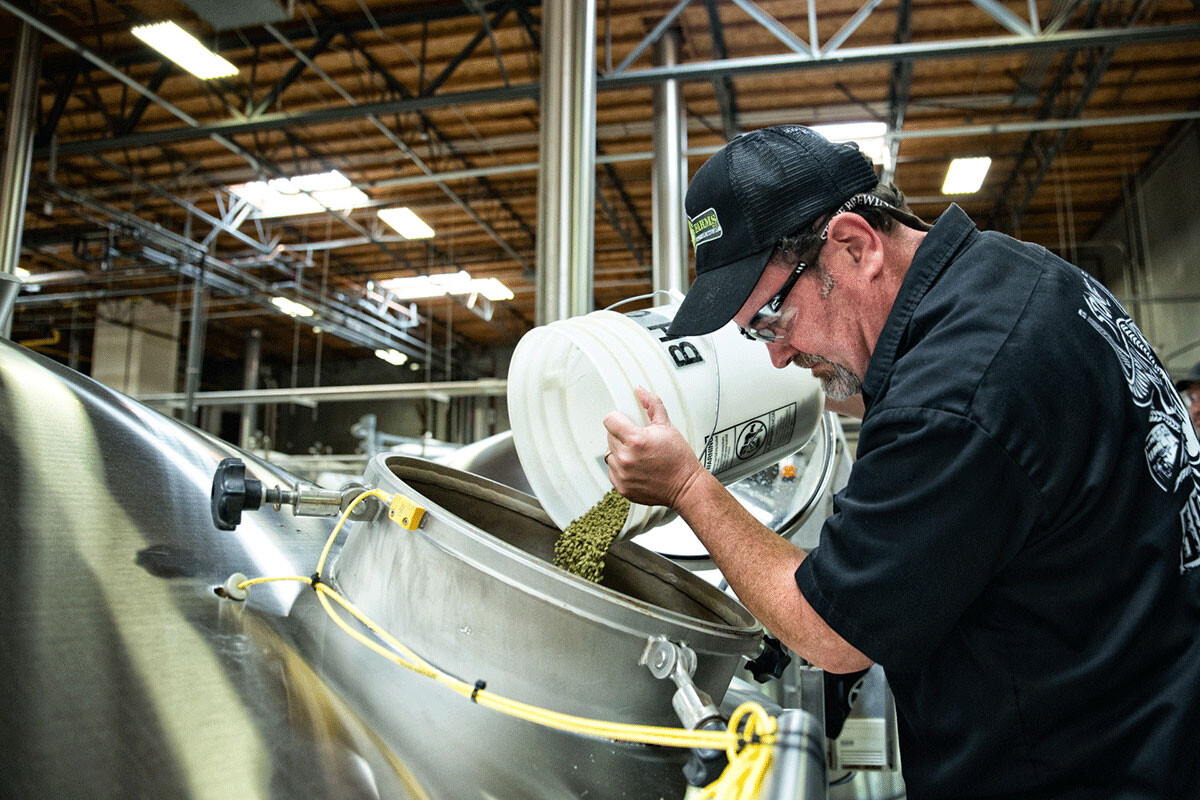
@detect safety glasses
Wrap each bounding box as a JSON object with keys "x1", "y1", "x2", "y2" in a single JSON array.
[
  {"x1": 737, "y1": 194, "x2": 929, "y2": 343},
  {"x1": 739, "y1": 229, "x2": 828, "y2": 342},
  {"x1": 738, "y1": 261, "x2": 809, "y2": 342}
]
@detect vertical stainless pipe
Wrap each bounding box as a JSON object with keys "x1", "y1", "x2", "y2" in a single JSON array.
[
  {"x1": 239, "y1": 328, "x2": 262, "y2": 448},
  {"x1": 759, "y1": 709, "x2": 827, "y2": 799},
  {"x1": 183, "y1": 270, "x2": 207, "y2": 426},
  {"x1": 0, "y1": 271, "x2": 20, "y2": 339},
  {"x1": 0, "y1": 21, "x2": 40, "y2": 338},
  {"x1": 651, "y1": 27, "x2": 690, "y2": 296},
  {"x1": 535, "y1": 0, "x2": 597, "y2": 325}
]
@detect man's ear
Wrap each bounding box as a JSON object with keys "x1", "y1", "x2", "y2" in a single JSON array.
[{"x1": 825, "y1": 213, "x2": 884, "y2": 278}]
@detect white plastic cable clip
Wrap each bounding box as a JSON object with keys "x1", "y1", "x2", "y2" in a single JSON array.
[{"x1": 222, "y1": 572, "x2": 249, "y2": 601}]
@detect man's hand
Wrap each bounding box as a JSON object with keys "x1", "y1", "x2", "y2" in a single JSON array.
[
  {"x1": 603, "y1": 387, "x2": 705, "y2": 509},
  {"x1": 605, "y1": 392, "x2": 872, "y2": 674}
]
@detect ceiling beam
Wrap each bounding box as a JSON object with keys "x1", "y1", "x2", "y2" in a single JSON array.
[
  {"x1": 115, "y1": 60, "x2": 173, "y2": 136},
  {"x1": 421, "y1": 2, "x2": 514, "y2": 97},
  {"x1": 36, "y1": 22, "x2": 1200, "y2": 157},
  {"x1": 703, "y1": 0, "x2": 740, "y2": 140},
  {"x1": 251, "y1": 27, "x2": 337, "y2": 117},
  {"x1": 18, "y1": 1, "x2": 534, "y2": 79},
  {"x1": 34, "y1": 63, "x2": 80, "y2": 146}
]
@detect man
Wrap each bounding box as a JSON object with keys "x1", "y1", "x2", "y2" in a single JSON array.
[
  {"x1": 1175, "y1": 361, "x2": 1200, "y2": 435},
  {"x1": 603, "y1": 125, "x2": 1200, "y2": 799}
]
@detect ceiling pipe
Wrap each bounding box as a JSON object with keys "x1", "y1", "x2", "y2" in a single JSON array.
[
  {"x1": 37, "y1": 180, "x2": 437, "y2": 362},
  {"x1": 135, "y1": 378, "x2": 508, "y2": 409}
]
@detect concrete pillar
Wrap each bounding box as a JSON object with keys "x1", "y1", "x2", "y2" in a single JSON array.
[{"x1": 535, "y1": 0, "x2": 597, "y2": 325}]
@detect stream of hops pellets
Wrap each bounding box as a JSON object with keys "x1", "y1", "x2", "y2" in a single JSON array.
[{"x1": 553, "y1": 489, "x2": 631, "y2": 582}]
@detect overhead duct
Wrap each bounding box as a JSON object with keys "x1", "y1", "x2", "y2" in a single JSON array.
[{"x1": 178, "y1": 0, "x2": 291, "y2": 30}]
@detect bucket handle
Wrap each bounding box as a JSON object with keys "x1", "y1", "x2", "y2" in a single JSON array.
[{"x1": 603, "y1": 289, "x2": 685, "y2": 313}]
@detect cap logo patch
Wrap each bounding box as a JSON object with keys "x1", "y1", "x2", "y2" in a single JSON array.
[{"x1": 688, "y1": 207, "x2": 723, "y2": 250}]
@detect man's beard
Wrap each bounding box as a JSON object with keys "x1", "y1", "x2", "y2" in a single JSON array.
[
  {"x1": 793, "y1": 258, "x2": 861, "y2": 400},
  {"x1": 793, "y1": 353, "x2": 861, "y2": 401}
]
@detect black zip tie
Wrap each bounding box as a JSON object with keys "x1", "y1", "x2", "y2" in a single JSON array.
[
  {"x1": 471, "y1": 679, "x2": 487, "y2": 702},
  {"x1": 310, "y1": 572, "x2": 323, "y2": 590}
]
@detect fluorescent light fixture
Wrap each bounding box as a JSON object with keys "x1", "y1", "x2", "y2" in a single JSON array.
[
  {"x1": 942, "y1": 157, "x2": 992, "y2": 195},
  {"x1": 230, "y1": 170, "x2": 368, "y2": 218},
  {"x1": 379, "y1": 270, "x2": 514, "y2": 302},
  {"x1": 130, "y1": 21, "x2": 238, "y2": 80},
  {"x1": 811, "y1": 121, "x2": 888, "y2": 165},
  {"x1": 378, "y1": 207, "x2": 435, "y2": 239},
  {"x1": 15, "y1": 267, "x2": 31, "y2": 280},
  {"x1": 271, "y1": 296, "x2": 314, "y2": 317},
  {"x1": 374, "y1": 348, "x2": 408, "y2": 366}
]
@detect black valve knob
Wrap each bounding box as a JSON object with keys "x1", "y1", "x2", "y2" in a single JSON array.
[
  {"x1": 211, "y1": 457, "x2": 263, "y2": 531},
  {"x1": 744, "y1": 634, "x2": 792, "y2": 683},
  {"x1": 682, "y1": 718, "x2": 729, "y2": 787}
]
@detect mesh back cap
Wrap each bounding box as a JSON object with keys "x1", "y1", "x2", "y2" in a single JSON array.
[
  {"x1": 1176, "y1": 361, "x2": 1200, "y2": 391},
  {"x1": 669, "y1": 125, "x2": 879, "y2": 337}
]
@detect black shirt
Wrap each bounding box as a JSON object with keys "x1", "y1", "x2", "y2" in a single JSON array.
[{"x1": 794, "y1": 205, "x2": 1200, "y2": 799}]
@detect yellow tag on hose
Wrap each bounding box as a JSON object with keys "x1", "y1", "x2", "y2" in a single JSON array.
[{"x1": 388, "y1": 495, "x2": 426, "y2": 530}]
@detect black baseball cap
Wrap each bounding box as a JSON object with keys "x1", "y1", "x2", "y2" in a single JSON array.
[
  {"x1": 1175, "y1": 362, "x2": 1200, "y2": 391},
  {"x1": 668, "y1": 125, "x2": 880, "y2": 337}
]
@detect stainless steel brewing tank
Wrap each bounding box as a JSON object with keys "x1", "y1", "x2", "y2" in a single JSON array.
[
  {"x1": 0, "y1": 339, "x2": 720, "y2": 798},
  {"x1": 332, "y1": 456, "x2": 763, "y2": 725}
]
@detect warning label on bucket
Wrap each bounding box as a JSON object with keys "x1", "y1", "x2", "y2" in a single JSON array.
[{"x1": 701, "y1": 404, "x2": 797, "y2": 476}]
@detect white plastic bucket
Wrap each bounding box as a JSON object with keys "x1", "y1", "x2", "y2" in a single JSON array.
[{"x1": 507, "y1": 300, "x2": 824, "y2": 540}]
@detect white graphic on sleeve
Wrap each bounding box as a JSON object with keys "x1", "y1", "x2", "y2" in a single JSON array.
[{"x1": 1078, "y1": 272, "x2": 1200, "y2": 572}]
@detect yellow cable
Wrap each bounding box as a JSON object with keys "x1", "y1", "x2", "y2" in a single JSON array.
[
  {"x1": 239, "y1": 575, "x2": 313, "y2": 588},
  {"x1": 315, "y1": 488, "x2": 391, "y2": 575},
  {"x1": 695, "y1": 703, "x2": 778, "y2": 800},
  {"x1": 233, "y1": 489, "x2": 780, "y2": 798}
]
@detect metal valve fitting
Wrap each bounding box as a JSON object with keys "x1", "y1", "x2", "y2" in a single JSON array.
[
  {"x1": 211, "y1": 457, "x2": 383, "y2": 531},
  {"x1": 639, "y1": 635, "x2": 722, "y2": 732}
]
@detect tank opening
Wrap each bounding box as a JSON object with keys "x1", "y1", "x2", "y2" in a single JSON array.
[{"x1": 385, "y1": 458, "x2": 757, "y2": 631}]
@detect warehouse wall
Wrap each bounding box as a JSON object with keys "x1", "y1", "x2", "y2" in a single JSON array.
[
  {"x1": 1088, "y1": 122, "x2": 1200, "y2": 379},
  {"x1": 91, "y1": 299, "x2": 179, "y2": 395}
]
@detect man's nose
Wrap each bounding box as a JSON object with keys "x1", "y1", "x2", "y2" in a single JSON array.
[{"x1": 766, "y1": 341, "x2": 794, "y2": 369}]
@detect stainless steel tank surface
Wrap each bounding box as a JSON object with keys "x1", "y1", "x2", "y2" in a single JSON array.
[
  {"x1": 0, "y1": 338, "x2": 758, "y2": 799},
  {"x1": 336, "y1": 456, "x2": 763, "y2": 725}
]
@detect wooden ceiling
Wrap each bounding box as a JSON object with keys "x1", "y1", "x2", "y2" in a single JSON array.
[{"x1": 3, "y1": 0, "x2": 1199, "y2": 369}]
